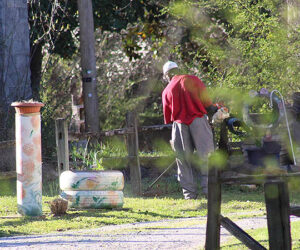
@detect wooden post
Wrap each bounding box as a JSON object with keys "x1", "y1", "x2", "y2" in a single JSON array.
[
  {"x1": 55, "y1": 118, "x2": 69, "y2": 177},
  {"x1": 77, "y1": 0, "x2": 100, "y2": 133},
  {"x1": 205, "y1": 165, "x2": 221, "y2": 250},
  {"x1": 219, "y1": 120, "x2": 229, "y2": 152},
  {"x1": 220, "y1": 216, "x2": 266, "y2": 250},
  {"x1": 264, "y1": 181, "x2": 291, "y2": 250},
  {"x1": 126, "y1": 111, "x2": 141, "y2": 196}
]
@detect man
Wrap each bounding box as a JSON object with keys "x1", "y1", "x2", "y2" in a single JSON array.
[{"x1": 162, "y1": 61, "x2": 217, "y2": 199}]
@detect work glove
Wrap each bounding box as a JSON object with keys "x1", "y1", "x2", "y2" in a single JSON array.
[{"x1": 212, "y1": 107, "x2": 230, "y2": 124}]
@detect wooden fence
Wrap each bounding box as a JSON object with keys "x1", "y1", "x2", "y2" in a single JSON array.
[
  {"x1": 55, "y1": 112, "x2": 172, "y2": 196},
  {"x1": 205, "y1": 112, "x2": 300, "y2": 249}
]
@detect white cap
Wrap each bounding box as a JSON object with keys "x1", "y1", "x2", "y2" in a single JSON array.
[{"x1": 163, "y1": 61, "x2": 178, "y2": 75}]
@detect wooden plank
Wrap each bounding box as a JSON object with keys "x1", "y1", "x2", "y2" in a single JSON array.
[
  {"x1": 140, "y1": 124, "x2": 172, "y2": 131},
  {"x1": 220, "y1": 215, "x2": 266, "y2": 250},
  {"x1": 126, "y1": 112, "x2": 141, "y2": 196},
  {"x1": 220, "y1": 172, "x2": 300, "y2": 184},
  {"x1": 0, "y1": 140, "x2": 15, "y2": 149},
  {"x1": 0, "y1": 171, "x2": 16, "y2": 180},
  {"x1": 264, "y1": 181, "x2": 291, "y2": 250},
  {"x1": 205, "y1": 166, "x2": 221, "y2": 250},
  {"x1": 68, "y1": 124, "x2": 172, "y2": 140},
  {"x1": 55, "y1": 118, "x2": 69, "y2": 177}
]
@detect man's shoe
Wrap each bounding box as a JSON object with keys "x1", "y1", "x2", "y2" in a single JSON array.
[{"x1": 184, "y1": 193, "x2": 198, "y2": 200}]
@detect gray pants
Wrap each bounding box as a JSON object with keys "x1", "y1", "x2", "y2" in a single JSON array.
[{"x1": 171, "y1": 117, "x2": 214, "y2": 199}]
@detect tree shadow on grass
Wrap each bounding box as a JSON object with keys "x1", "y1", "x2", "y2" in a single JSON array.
[
  {"x1": 0, "y1": 230, "x2": 26, "y2": 237},
  {"x1": 0, "y1": 206, "x2": 187, "y2": 236},
  {"x1": 64, "y1": 207, "x2": 188, "y2": 221}
]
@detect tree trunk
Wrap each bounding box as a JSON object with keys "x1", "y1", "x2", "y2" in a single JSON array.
[
  {"x1": 0, "y1": 0, "x2": 32, "y2": 140},
  {"x1": 30, "y1": 43, "x2": 43, "y2": 101}
]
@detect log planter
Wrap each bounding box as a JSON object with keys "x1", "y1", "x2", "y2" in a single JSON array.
[{"x1": 60, "y1": 170, "x2": 124, "y2": 209}]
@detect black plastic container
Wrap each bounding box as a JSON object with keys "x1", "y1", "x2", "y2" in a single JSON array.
[{"x1": 245, "y1": 141, "x2": 281, "y2": 167}]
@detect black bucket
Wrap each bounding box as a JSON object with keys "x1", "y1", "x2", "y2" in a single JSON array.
[
  {"x1": 246, "y1": 148, "x2": 280, "y2": 167},
  {"x1": 245, "y1": 141, "x2": 281, "y2": 167}
]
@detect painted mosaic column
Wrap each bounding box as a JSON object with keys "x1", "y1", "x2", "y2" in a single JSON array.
[{"x1": 11, "y1": 102, "x2": 44, "y2": 216}]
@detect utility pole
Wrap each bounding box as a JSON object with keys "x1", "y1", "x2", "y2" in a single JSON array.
[{"x1": 77, "y1": 0, "x2": 100, "y2": 133}]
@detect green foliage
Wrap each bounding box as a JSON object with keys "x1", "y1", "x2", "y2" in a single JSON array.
[
  {"x1": 36, "y1": 0, "x2": 300, "y2": 159},
  {"x1": 43, "y1": 180, "x2": 60, "y2": 197},
  {"x1": 93, "y1": 0, "x2": 162, "y2": 32},
  {"x1": 165, "y1": 0, "x2": 299, "y2": 95},
  {"x1": 70, "y1": 145, "x2": 103, "y2": 170},
  {"x1": 31, "y1": 0, "x2": 167, "y2": 133},
  {"x1": 28, "y1": 0, "x2": 78, "y2": 57},
  {"x1": 69, "y1": 138, "x2": 175, "y2": 171},
  {"x1": 95, "y1": 30, "x2": 165, "y2": 130},
  {"x1": 29, "y1": 0, "x2": 164, "y2": 59},
  {"x1": 39, "y1": 55, "x2": 74, "y2": 158},
  {"x1": 70, "y1": 139, "x2": 128, "y2": 170},
  {"x1": 106, "y1": 0, "x2": 300, "y2": 134},
  {"x1": 209, "y1": 150, "x2": 228, "y2": 170}
]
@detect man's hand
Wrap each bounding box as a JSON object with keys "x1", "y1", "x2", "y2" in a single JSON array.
[{"x1": 212, "y1": 107, "x2": 230, "y2": 123}]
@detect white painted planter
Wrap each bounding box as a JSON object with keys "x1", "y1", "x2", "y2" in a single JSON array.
[
  {"x1": 59, "y1": 170, "x2": 124, "y2": 191},
  {"x1": 60, "y1": 190, "x2": 124, "y2": 208},
  {"x1": 59, "y1": 170, "x2": 125, "y2": 209}
]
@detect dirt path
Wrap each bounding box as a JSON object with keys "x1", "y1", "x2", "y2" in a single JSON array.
[{"x1": 1, "y1": 215, "x2": 300, "y2": 249}]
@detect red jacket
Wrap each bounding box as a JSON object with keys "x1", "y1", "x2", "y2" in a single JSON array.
[{"x1": 162, "y1": 75, "x2": 212, "y2": 125}]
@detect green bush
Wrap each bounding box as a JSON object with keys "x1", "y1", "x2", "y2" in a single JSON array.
[
  {"x1": 40, "y1": 55, "x2": 75, "y2": 159},
  {"x1": 166, "y1": 0, "x2": 299, "y2": 96}
]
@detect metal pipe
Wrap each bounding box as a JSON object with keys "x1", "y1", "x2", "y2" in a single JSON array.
[
  {"x1": 143, "y1": 160, "x2": 176, "y2": 193},
  {"x1": 270, "y1": 90, "x2": 296, "y2": 165}
]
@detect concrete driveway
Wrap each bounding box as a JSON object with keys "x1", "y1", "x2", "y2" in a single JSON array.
[{"x1": 1, "y1": 215, "x2": 300, "y2": 249}]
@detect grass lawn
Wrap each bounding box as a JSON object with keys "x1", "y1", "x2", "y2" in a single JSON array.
[{"x1": 1, "y1": 175, "x2": 300, "y2": 249}]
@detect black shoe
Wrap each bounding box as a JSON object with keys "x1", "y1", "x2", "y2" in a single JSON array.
[{"x1": 184, "y1": 194, "x2": 198, "y2": 200}]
